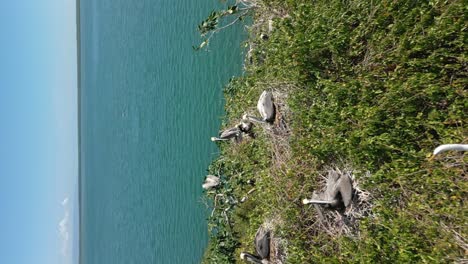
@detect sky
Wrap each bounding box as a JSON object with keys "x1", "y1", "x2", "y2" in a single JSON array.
[{"x1": 0, "y1": 1, "x2": 78, "y2": 264}]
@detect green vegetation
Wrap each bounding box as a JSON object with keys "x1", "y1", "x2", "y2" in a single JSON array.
[
  {"x1": 195, "y1": 2, "x2": 254, "y2": 50},
  {"x1": 200, "y1": 0, "x2": 467, "y2": 263}
]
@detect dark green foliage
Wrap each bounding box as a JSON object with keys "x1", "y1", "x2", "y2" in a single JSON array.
[
  {"x1": 198, "y1": 11, "x2": 220, "y2": 36},
  {"x1": 195, "y1": 1, "x2": 252, "y2": 50},
  {"x1": 202, "y1": 0, "x2": 467, "y2": 263}
]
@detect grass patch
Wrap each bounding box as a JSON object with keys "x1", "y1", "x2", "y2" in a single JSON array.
[{"x1": 201, "y1": 0, "x2": 467, "y2": 263}]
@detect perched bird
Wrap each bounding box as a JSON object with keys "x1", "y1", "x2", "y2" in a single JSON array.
[
  {"x1": 302, "y1": 173, "x2": 353, "y2": 209},
  {"x1": 243, "y1": 91, "x2": 276, "y2": 124},
  {"x1": 202, "y1": 175, "x2": 220, "y2": 190},
  {"x1": 211, "y1": 120, "x2": 254, "y2": 142},
  {"x1": 211, "y1": 127, "x2": 241, "y2": 142},
  {"x1": 429, "y1": 144, "x2": 468, "y2": 160},
  {"x1": 240, "y1": 226, "x2": 271, "y2": 263}
]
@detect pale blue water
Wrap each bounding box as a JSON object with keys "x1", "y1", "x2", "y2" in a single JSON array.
[{"x1": 79, "y1": 1, "x2": 246, "y2": 263}]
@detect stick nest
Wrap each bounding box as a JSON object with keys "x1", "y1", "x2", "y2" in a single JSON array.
[{"x1": 304, "y1": 165, "x2": 374, "y2": 238}]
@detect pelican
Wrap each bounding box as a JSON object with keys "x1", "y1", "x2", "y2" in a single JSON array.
[
  {"x1": 211, "y1": 127, "x2": 241, "y2": 142},
  {"x1": 302, "y1": 173, "x2": 353, "y2": 208},
  {"x1": 202, "y1": 175, "x2": 220, "y2": 190},
  {"x1": 211, "y1": 119, "x2": 254, "y2": 142},
  {"x1": 429, "y1": 144, "x2": 468, "y2": 160},
  {"x1": 243, "y1": 91, "x2": 276, "y2": 124},
  {"x1": 240, "y1": 226, "x2": 270, "y2": 263},
  {"x1": 239, "y1": 119, "x2": 254, "y2": 133}
]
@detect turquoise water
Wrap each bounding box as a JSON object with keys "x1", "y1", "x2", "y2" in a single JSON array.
[{"x1": 79, "y1": 1, "x2": 246, "y2": 263}]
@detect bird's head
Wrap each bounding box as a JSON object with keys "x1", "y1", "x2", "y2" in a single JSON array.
[
  {"x1": 210, "y1": 137, "x2": 217, "y2": 142},
  {"x1": 428, "y1": 146, "x2": 442, "y2": 161},
  {"x1": 240, "y1": 253, "x2": 246, "y2": 260}
]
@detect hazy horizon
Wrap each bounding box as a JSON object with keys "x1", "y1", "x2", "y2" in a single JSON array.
[{"x1": 0, "y1": 1, "x2": 79, "y2": 263}]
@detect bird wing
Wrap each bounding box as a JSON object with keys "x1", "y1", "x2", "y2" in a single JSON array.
[
  {"x1": 254, "y1": 227, "x2": 271, "y2": 259},
  {"x1": 257, "y1": 91, "x2": 275, "y2": 122},
  {"x1": 323, "y1": 172, "x2": 341, "y2": 200},
  {"x1": 206, "y1": 175, "x2": 219, "y2": 182},
  {"x1": 337, "y1": 175, "x2": 353, "y2": 207},
  {"x1": 220, "y1": 127, "x2": 240, "y2": 138}
]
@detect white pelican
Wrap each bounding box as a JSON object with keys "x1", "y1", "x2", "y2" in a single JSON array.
[
  {"x1": 202, "y1": 175, "x2": 220, "y2": 190},
  {"x1": 243, "y1": 91, "x2": 276, "y2": 124},
  {"x1": 429, "y1": 144, "x2": 468, "y2": 160},
  {"x1": 303, "y1": 173, "x2": 353, "y2": 208},
  {"x1": 240, "y1": 226, "x2": 270, "y2": 263}
]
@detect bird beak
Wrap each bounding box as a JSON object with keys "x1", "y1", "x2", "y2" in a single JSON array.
[{"x1": 428, "y1": 154, "x2": 435, "y2": 161}]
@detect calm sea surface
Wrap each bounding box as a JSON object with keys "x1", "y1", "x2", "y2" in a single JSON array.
[{"x1": 79, "y1": 1, "x2": 245, "y2": 263}]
